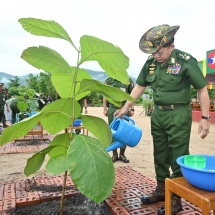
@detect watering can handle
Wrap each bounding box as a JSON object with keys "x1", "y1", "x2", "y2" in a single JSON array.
[
  {"x1": 123, "y1": 115, "x2": 135, "y2": 125},
  {"x1": 110, "y1": 115, "x2": 135, "y2": 128}
]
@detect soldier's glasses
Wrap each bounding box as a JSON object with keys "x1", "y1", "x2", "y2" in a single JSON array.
[{"x1": 152, "y1": 46, "x2": 170, "y2": 56}]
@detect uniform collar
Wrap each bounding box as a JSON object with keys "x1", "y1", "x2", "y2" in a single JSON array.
[{"x1": 167, "y1": 49, "x2": 177, "y2": 65}]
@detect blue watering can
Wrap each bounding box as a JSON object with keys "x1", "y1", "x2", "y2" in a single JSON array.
[{"x1": 106, "y1": 115, "x2": 142, "y2": 152}]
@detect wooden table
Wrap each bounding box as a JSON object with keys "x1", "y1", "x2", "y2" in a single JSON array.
[
  {"x1": 65, "y1": 125, "x2": 88, "y2": 135},
  {"x1": 24, "y1": 122, "x2": 43, "y2": 137},
  {"x1": 165, "y1": 177, "x2": 215, "y2": 215}
]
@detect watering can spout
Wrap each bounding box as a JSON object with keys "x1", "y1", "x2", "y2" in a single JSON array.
[{"x1": 106, "y1": 141, "x2": 124, "y2": 152}]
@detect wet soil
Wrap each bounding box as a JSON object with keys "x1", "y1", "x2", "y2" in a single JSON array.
[
  {"x1": 14, "y1": 139, "x2": 50, "y2": 146},
  {"x1": 14, "y1": 193, "x2": 112, "y2": 215},
  {"x1": 10, "y1": 178, "x2": 113, "y2": 215}
]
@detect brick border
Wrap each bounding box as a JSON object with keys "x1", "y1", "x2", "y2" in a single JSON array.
[{"x1": 0, "y1": 166, "x2": 203, "y2": 215}]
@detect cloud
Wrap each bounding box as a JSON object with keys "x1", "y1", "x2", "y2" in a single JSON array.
[{"x1": 1, "y1": 0, "x2": 215, "y2": 78}]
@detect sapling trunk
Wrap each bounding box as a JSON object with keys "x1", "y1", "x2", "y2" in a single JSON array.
[{"x1": 60, "y1": 171, "x2": 68, "y2": 215}]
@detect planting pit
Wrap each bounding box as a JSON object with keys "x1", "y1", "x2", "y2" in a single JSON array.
[
  {"x1": 0, "y1": 134, "x2": 55, "y2": 154},
  {"x1": 14, "y1": 193, "x2": 112, "y2": 215}
]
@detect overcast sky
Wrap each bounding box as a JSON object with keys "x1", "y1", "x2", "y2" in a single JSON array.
[{"x1": 1, "y1": 0, "x2": 214, "y2": 78}]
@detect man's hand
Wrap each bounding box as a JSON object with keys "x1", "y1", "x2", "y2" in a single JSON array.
[
  {"x1": 103, "y1": 108, "x2": 108, "y2": 117},
  {"x1": 198, "y1": 119, "x2": 210, "y2": 139},
  {"x1": 114, "y1": 106, "x2": 129, "y2": 118}
]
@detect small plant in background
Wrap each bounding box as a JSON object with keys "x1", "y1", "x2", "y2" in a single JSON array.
[
  {"x1": 0, "y1": 18, "x2": 134, "y2": 214},
  {"x1": 142, "y1": 99, "x2": 154, "y2": 116}
]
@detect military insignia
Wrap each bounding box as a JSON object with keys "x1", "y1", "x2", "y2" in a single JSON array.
[
  {"x1": 147, "y1": 41, "x2": 153, "y2": 47},
  {"x1": 157, "y1": 30, "x2": 162, "y2": 35},
  {"x1": 149, "y1": 70, "x2": 154, "y2": 75},
  {"x1": 166, "y1": 62, "x2": 181, "y2": 75},
  {"x1": 149, "y1": 61, "x2": 156, "y2": 75},
  {"x1": 185, "y1": 56, "x2": 190, "y2": 60},
  {"x1": 163, "y1": 36, "x2": 167, "y2": 43},
  {"x1": 171, "y1": 58, "x2": 175, "y2": 64}
]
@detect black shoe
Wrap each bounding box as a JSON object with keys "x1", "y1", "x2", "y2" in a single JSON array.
[
  {"x1": 141, "y1": 182, "x2": 165, "y2": 203},
  {"x1": 3, "y1": 124, "x2": 8, "y2": 128},
  {"x1": 157, "y1": 202, "x2": 182, "y2": 215},
  {"x1": 119, "y1": 148, "x2": 129, "y2": 163},
  {"x1": 119, "y1": 154, "x2": 129, "y2": 163},
  {"x1": 157, "y1": 194, "x2": 182, "y2": 215},
  {"x1": 112, "y1": 150, "x2": 118, "y2": 163},
  {"x1": 75, "y1": 129, "x2": 81, "y2": 134}
]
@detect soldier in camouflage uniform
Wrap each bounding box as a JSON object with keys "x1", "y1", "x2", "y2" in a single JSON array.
[
  {"x1": 114, "y1": 25, "x2": 210, "y2": 215},
  {"x1": 0, "y1": 83, "x2": 9, "y2": 128},
  {"x1": 103, "y1": 78, "x2": 135, "y2": 163}
]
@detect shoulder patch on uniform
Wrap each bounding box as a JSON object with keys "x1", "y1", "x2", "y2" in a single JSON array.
[
  {"x1": 147, "y1": 55, "x2": 154, "y2": 60},
  {"x1": 177, "y1": 52, "x2": 191, "y2": 61}
]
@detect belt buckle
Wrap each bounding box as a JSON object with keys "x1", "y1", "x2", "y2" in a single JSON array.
[
  {"x1": 170, "y1": 105, "x2": 174, "y2": 109},
  {"x1": 157, "y1": 105, "x2": 163, "y2": 110}
]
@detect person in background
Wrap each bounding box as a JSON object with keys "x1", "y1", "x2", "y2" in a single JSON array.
[
  {"x1": 10, "y1": 96, "x2": 19, "y2": 124},
  {"x1": 114, "y1": 24, "x2": 210, "y2": 214},
  {"x1": 46, "y1": 95, "x2": 53, "y2": 104},
  {"x1": 103, "y1": 78, "x2": 135, "y2": 163},
  {"x1": 0, "y1": 83, "x2": 9, "y2": 128},
  {"x1": 38, "y1": 93, "x2": 46, "y2": 110}
]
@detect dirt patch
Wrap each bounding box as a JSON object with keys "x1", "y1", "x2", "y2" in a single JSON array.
[
  {"x1": 14, "y1": 193, "x2": 112, "y2": 215},
  {"x1": 14, "y1": 139, "x2": 50, "y2": 146}
]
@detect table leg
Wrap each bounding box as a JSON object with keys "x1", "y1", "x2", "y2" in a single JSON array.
[{"x1": 165, "y1": 180, "x2": 172, "y2": 215}]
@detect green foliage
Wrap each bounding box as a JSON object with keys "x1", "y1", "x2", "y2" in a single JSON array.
[
  {"x1": 208, "y1": 89, "x2": 215, "y2": 98},
  {"x1": 0, "y1": 17, "x2": 134, "y2": 205},
  {"x1": 190, "y1": 86, "x2": 197, "y2": 98},
  {"x1": 142, "y1": 99, "x2": 154, "y2": 116},
  {"x1": 9, "y1": 86, "x2": 38, "y2": 116},
  {"x1": 26, "y1": 74, "x2": 40, "y2": 93},
  {"x1": 8, "y1": 76, "x2": 21, "y2": 88},
  {"x1": 26, "y1": 72, "x2": 59, "y2": 100}
]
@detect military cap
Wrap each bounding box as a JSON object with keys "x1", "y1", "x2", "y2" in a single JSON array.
[
  {"x1": 0, "y1": 83, "x2": 4, "y2": 86},
  {"x1": 139, "y1": 24, "x2": 180, "y2": 54}
]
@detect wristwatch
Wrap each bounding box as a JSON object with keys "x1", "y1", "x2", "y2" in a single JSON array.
[{"x1": 201, "y1": 115, "x2": 211, "y2": 121}]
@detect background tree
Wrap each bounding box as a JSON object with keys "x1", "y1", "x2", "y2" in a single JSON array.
[
  {"x1": 26, "y1": 73, "x2": 39, "y2": 92},
  {"x1": 8, "y1": 76, "x2": 21, "y2": 88},
  {"x1": 38, "y1": 72, "x2": 58, "y2": 100}
]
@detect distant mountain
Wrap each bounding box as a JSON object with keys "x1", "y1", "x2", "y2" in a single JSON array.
[
  {"x1": 85, "y1": 69, "x2": 137, "y2": 84},
  {"x1": 0, "y1": 70, "x2": 136, "y2": 87},
  {"x1": 0, "y1": 72, "x2": 27, "y2": 87}
]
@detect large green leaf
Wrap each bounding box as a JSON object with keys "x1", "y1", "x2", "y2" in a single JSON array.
[
  {"x1": 17, "y1": 101, "x2": 29, "y2": 112},
  {"x1": 77, "y1": 79, "x2": 134, "y2": 106},
  {"x1": 67, "y1": 135, "x2": 114, "y2": 203},
  {"x1": 46, "y1": 154, "x2": 68, "y2": 174},
  {"x1": 82, "y1": 115, "x2": 111, "y2": 148},
  {"x1": 40, "y1": 98, "x2": 81, "y2": 134},
  {"x1": 21, "y1": 46, "x2": 72, "y2": 76},
  {"x1": 24, "y1": 146, "x2": 56, "y2": 176},
  {"x1": 48, "y1": 133, "x2": 71, "y2": 157},
  {"x1": 80, "y1": 35, "x2": 129, "y2": 84},
  {"x1": 18, "y1": 18, "x2": 77, "y2": 50},
  {"x1": 0, "y1": 113, "x2": 42, "y2": 145},
  {"x1": 51, "y1": 67, "x2": 92, "y2": 98}
]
